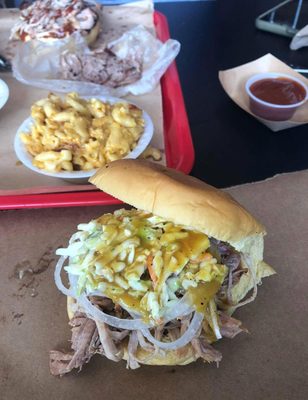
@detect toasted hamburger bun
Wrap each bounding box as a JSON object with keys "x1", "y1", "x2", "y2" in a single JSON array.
[
  {"x1": 90, "y1": 159, "x2": 265, "y2": 243},
  {"x1": 89, "y1": 160, "x2": 275, "y2": 307}
]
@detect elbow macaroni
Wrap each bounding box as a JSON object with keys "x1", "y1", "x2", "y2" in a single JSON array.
[{"x1": 20, "y1": 92, "x2": 145, "y2": 172}]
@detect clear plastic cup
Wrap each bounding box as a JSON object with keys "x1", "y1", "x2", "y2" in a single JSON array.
[{"x1": 245, "y1": 72, "x2": 308, "y2": 121}]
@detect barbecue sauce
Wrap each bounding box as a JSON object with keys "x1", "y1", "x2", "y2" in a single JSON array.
[{"x1": 250, "y1": 77, "x2": 306, "y2": 105}]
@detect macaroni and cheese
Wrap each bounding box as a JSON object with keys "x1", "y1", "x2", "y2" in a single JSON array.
[{"x1": 20, "y1": 93, "x2": 145, "y2": 173}]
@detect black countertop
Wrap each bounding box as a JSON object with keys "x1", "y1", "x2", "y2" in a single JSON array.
[{"x1": 156, "y1": 0, "x2": 308, "y2": 187}]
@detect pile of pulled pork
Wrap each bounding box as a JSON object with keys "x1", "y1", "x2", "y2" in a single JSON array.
[
  {"x1": 50, "y1": 239, "x2": 248, "y2": 376},
  {"x1": 60, "y1": 47, "x2": 142, "y2": 88}
]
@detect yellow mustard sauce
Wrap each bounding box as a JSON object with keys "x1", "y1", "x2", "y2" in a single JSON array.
[
  {"x1": 180, "y1": 232, "x2": 210, "y2": 259},
  {"x1": 84, "y1": 211, "x2": 226, "y2": 321},
  {"x1": 104, "y1": 288, "x2": 146, "y2": 317},
  {"x1": 159, "y1": 232, "x2": 209, "y2": 278},
  {"x1": 188, "y1": 281, "x2": 221, "y2": 313}
]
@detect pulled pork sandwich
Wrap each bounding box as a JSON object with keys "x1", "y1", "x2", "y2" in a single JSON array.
[
  {"x1": 10, "y1": 0, "x2": 101, "y2": 44},
  {"x1": 50, "y1": 160, "x2": 275, "y2": 375}
]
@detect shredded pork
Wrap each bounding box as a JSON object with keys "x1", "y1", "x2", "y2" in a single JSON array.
[
  {"x1": 126, "y1": 331, "x2": 140, "y2": 370},
  {"x1": 96, "y1": 321, "x2": 123, "y2": 362},
  {"x1": 61, "y1": 48, "x2": 142, "y2": 88},
  {"x1": 50, "y1": 238, "x2": 250, "y2": 376},
  {"x1": 210, "y1": 238, "x2": 248, "y2": 307},
  {"x1": 219, "y1": 312, "x2": 248, "y2": 338},
  {"x1": 136, "y1": 330, "x2": 154, "y2": 352},
  {"x1": 49, "y1": 308, "x2": 247, "y2": 376},
  {"x1": 191, "y1": 337, "x2": 222, "y2": 365},
  {"x1": 49, "y1": 312, "x2": 98, "y2": 376}
]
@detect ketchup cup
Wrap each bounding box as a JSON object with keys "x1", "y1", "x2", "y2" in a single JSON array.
[{"x1": 245, "y1": 72, "x2": 308, "y2": 121}]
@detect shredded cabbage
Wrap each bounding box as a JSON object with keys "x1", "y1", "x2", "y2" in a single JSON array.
[
  {"x1": 55, "y1": 209, "x2": 227, "y2": 323},
  {"x1": 208, "y1": 299, "x2": 222, "y2": 340}
]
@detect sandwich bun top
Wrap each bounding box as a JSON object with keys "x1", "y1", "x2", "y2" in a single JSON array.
[{"x1": 89, "y1": 159, "x2": 265, "y2": 243}]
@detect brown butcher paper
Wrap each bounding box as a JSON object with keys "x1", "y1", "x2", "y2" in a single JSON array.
[{"x1": 0, "y1": 170, "x2": 308, "y2": 399}]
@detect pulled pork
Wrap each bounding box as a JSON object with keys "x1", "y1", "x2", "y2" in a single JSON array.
[
  {"x1": 61, "y1": 47, "x2": 142, "y2": 88},
  {"x1": 49, "y1": 307, "x2": 247, "y2": 376},
  {"x1": 219, "y1": 312, "x2": 248, "y2": 338},
  {"x1": 210, "y1": 238, "x2": 248, "y2": 306},
  {"x1": 49, "y1": 312, "x2": 99, "y2": 376},
  {"x1": 126, "y1": 331, "x2": 140, "y2": 370},
  {"x1": 96, "y1": 321, "x2": 123, "y2": 362},
  {"x1": 191, "y1": 337, "x2": 222, "y2": 365}
]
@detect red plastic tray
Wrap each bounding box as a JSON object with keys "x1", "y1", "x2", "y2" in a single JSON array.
[{"x1": 0, "y1": 11, "x2": 194, "y2": 210}]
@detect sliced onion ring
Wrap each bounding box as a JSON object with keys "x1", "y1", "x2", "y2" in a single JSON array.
[
  {"x1": 86, "y1": 289, "x2": 194, "y2": 325},
  {"x1": 55, "y1": 257, "x2": 200, "y2": 340},
  {"x1": 79, "y1": 294, "x2": 153, "y2": 331},
  {"x1": 141, "y1": 312, "x2": 204, "y2": 351},
  {"x1": 54, "y1": 256, "x2": 75, "y2": 298},
  {"x1": 161, "y1": 293, "x2": 194, "y2": 323}
]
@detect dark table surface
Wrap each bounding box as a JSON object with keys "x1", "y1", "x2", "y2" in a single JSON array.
[{"x1": 156, "y1": 0, "x2": 308, "y2": 188}]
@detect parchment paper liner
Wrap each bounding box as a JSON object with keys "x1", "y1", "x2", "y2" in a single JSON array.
[{"x1": 219, "y1": 53, "x2": 308, "y2": 132}]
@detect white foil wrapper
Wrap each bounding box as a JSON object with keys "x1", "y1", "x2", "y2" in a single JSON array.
[{"x1": 12, "y1": 24, "x2": 180, "y2": 97}]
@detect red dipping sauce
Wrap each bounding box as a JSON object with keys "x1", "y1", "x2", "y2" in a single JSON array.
[
  {"x1": 250, "y1": 77, "x2": 306, "y2": 105},
  {"x1": 246, "y1": 73, "x2": 308, "y2": 121}
]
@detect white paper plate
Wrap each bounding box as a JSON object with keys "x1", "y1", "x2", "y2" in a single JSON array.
[
  {"x1": 14, "y1": 96, "x2": 154, "y2": 180},
  {"x1": 0, "y1": 79, "x2": 9, "y2": 110}
]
